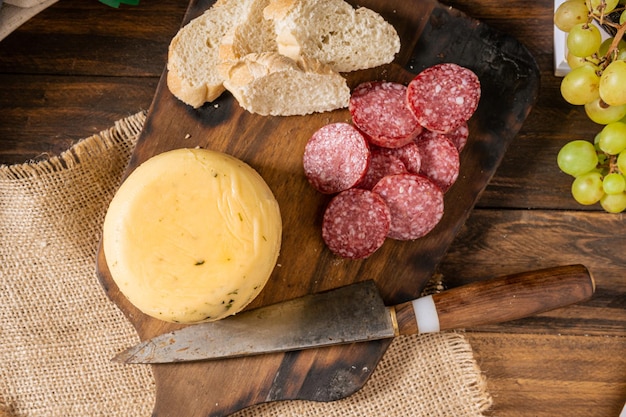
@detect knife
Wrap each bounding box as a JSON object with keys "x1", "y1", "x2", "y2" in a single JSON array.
[{"x1": 113, "y1": 264, "x2": 595, "y2": 364}]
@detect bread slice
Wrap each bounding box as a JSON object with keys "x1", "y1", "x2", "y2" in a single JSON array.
[
  {"x1": 263, "y1": 0, "x2": 401, "y2": 73},
  {"x1": 167, "y1": 0, "x2": 400, "y2": 113},
  {"x1": 222, "y1": 52, "x2": 350, "y2": 116},
  {"x1": 217, "y1": 0, "x2": 277, "y2": 81},
  {"x1": 219, "y1": 0, "x2": 277, "y2": 62},
  {"x1": 166, "y1": 0, "x2": 257, "y2": 108}
]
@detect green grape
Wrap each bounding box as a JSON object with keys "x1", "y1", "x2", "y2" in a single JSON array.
[
  {"x1": 621, "y1": 10, "x2": 626, "y2": 25},
  {"x1": 600, "y1": 192, "x2": 626, "y2": 212},
  {"x1": 560, "y1": 64, "x2": 600, "y2": 105},
  {"x1": 599, "y1": 60, "x2": 626, "y2": 106},
  {"x1": 566, "y1": 53, "x2": 599, "y2": 70},
  {"x1": 602, "y1": 172, "x2": 626, "y2": 194},
  {"x1": 555, "y1": 0, "x2": 590, "y2": 32},
  {"x1": 571, "y1": 171, "x2": 605, "y2": 204},
  {"x1": 597, "y1": 121, "x2": 626, "y2": 154},
  {"x1": 557, "y1": 140, "x2": 599, "y2": 176},
  {"x1": 567, "y1": 23, "x2": 602, "y2": 57},
  {"x1": 584, "y1": 98, "x2": 626, "y2": 124},
  {"x1": 618, "y1": 151, "x2": 626, "y2": 173},
  {"x1": 598, "y1": 37, "x2": 626, "y2": 59},
  {"x1": 586, "y1": 0, "x2": 619, "y2": 13}
]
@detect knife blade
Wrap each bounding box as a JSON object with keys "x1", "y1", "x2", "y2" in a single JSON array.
[{"x1": 113, "y1": 264, "x2": 595, "y2": 364}]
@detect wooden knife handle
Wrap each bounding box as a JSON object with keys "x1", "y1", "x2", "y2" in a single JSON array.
[{"x1": 393, "y1": 264, "x2": 595, "y2": 335}]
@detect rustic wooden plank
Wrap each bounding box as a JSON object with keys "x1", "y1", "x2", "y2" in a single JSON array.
[
  {"x1": 438, "y1": 209, "x2": 626, "y2": 337},
  {"x1": 0, "y1": 74, "x2": 158, "y2": 165},
  {"x1": 0, "y1": 0, "x2": 186, "y2": 76},
  {"x1": 0, "y1": 0, "x2": 184, "y2": 165},
  {"x1": 479, "y1": 136, "x2": 603, "y2": 211},
  {"x1": 467, "y1": 332, "x2": 626, "y2": 417}
]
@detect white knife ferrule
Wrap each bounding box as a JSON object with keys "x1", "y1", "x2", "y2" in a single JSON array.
[{"x1": 412, "y1": 295, "x2": 440, "y2": 333}]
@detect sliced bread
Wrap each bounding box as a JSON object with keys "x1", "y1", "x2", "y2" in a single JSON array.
[
  {"x1": 166, "y1": 0, "x2": 257, "y2": 108},
  {"x1": 222, "y1": 52, "x2": 350, "y2": 116},
  {"x1": 219, "y1": 0, "x2": 277, "y2": 61},
  {"x1": 168, "y1": 0, "x2": 400, "y2": 113},
  {"x1": 217, "y1": 0, "x2": 277, "y2": 81},
  {"x1": 263, "y1": 0, "x2": 401, "y2": 73}
]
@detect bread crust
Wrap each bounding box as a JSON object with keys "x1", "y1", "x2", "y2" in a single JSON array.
[
  {"x1": 166, "y1": 69, "x2": 225, "y2": 109},
  {"x1": 166, "y1": 0, "x2": 256, "y2": 108}
]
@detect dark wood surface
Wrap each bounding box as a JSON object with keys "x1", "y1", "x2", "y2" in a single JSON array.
[{"x1": 1, "y1": 1, "x2": 625, "y2": 416}]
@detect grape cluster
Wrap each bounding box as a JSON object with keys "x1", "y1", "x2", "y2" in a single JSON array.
[{"x1": 554, "y1": 0, "x2": 626, "y2": 213}]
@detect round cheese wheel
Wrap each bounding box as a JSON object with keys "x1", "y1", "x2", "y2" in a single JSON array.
[{"x1": 103, "y1": 148, "x2": 282, "y2": 323}]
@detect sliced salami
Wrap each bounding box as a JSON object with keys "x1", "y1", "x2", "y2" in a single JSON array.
[
  {"x1": 407, "y1": 63, "x2": 480, "y2": 133},
  {"x1": 357, "y1": 148, "x2": 408, "y2": 190},
  {"x1": 322, "y1": 188, "x2": 391, "y2": 259},
  {"x1": 303, "y1": 122, "x2": 370, "y2": 194},
  {"x1": 443, "y1": 121, "x2": 469, "y2": 151},
  {"x1": 349, "y1": 81, "x2": 423, "y2": 148},
  {"x1": 376, "y1": 141, "x2": 422, "y2": 174},
  {"x1": 372, "y1": 173, "x2": 444, "y2": 241},
  {"x1": 416, "y1": 132, "x2": 460, "y2": 193}
]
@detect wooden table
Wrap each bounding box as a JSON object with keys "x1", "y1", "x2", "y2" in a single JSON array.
[{"x1": 1, "y1": 0, "x2": 624, "y2": 416}]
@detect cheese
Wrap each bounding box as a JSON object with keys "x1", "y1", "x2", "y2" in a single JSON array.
[{"x1": 103, "y1": 148, "x2": 282, "y2": 323}]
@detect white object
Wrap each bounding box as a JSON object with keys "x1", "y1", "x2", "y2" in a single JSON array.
[
  {"x1": 412, "y1": 295, "x2": 441, "y2": 333},
  {"x1": 553, "y1": 0, "x2": 571, "y2": 76}
]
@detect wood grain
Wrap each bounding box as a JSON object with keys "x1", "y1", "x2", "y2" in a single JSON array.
[
  {"x1": 394, "y1": 265, "x2": 595, "y2": 335},
  {"x1": 1, "y1": 0, "x2": 625, "y2": 416},
  {"x1": 0, "y1": 75, "x2": 158, "y2": 162},
  {"x1": 467, "y1": 332, "x2": 626, "y2": 417},
  {"x1": 432, "y1": 265, "x2": 595, "y2": 330},
  {"x1": 438, "y1": 209, "x2": 626, "y2": 337}
]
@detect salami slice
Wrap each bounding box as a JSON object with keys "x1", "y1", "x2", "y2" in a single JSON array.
[
  {"x1": 349, "y1": 81, "x2": 423, "y2": 148},
  {"x1": 416, "y1": 132, "x2": 460, "y2": 193},
  {"x1": 303, "y1": 122, "x2": 370, "y2": 194},
  {"x1": 443, "y1": 122, "x2": 469, "y2": 151},
  {"x1": 407, "y1": 63, "x2": 480, "y2": 133},
  {"x1": 357, "y1": 148, "x2": 408, "y2": 190},
  {"x1": 376, "y1": 141, "x2": 422, "y2": 174},
  {"x1": 372, "y1": 173, "x2": 444, "y2": 241},
  {"x1": 322, "y1": 188, "x2": 391, "y2": 259}
]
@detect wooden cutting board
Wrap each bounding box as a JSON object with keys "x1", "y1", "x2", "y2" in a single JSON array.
[{"x1": 95, "y1": 0, "x2": 540, "y2": 415}]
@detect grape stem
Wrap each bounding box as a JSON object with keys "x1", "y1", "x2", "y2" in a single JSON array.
[
  {"x1": 589, "y1": 3, "x2": 626, "y2": 65},
  {"x1": 609, "y1": 154, "x2": 620, "y2": 175},
  {"x1": 605, "y1": 22, "x2": 626, "y2": 62}
]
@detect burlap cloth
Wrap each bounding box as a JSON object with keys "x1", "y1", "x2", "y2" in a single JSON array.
[{"x1": 0, "y1": 111, "x2": 493, "y2": 417}]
